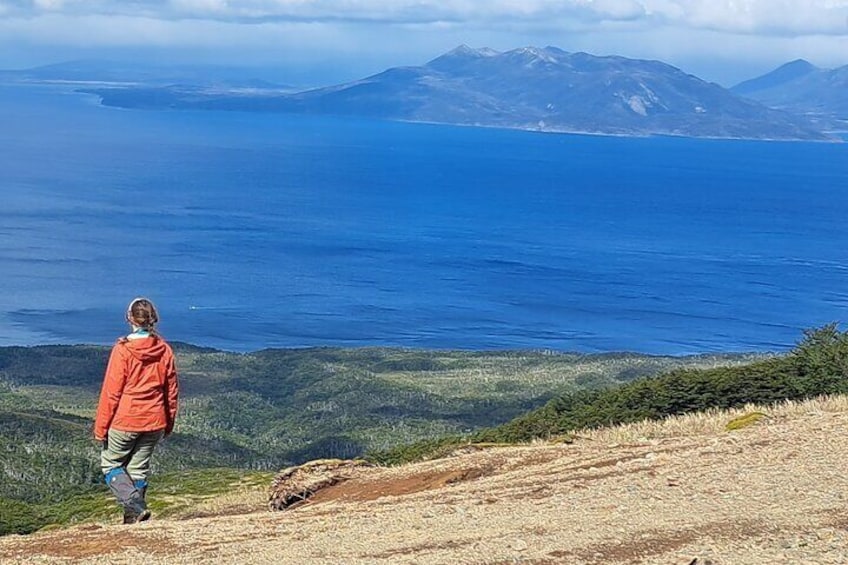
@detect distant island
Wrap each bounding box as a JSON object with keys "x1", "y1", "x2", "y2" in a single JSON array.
[
  {"x1": 4, "y1": 46, "x2": 843, "y2": 141},
  {"x1": 731, "y1": 58, "x2": 848, "y2": 131}
]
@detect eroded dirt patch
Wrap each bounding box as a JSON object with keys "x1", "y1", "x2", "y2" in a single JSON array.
[
  {"x1": 0, "y1": 528, "x2": 179, "y2": 560},
  {"x1": 307, "y1": 465, "x2": 494, "y2": 505},
  {"x1": 268, "y1": 459, "x2": 374, "y2": 510}
]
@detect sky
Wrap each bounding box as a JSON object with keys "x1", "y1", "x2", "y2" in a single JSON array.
[{"x1": 1, "y1": 1, "x2": 847, "y2": 87}]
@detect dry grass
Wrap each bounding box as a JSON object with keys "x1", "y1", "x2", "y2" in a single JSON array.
[
  {"x1": 5, "y1": 394, "x2": 848, "y2": 564},
  {"x1": 159, "y1": 483, "x2": 270, "y2": 521},
  {"x1": 581, "y1": 394, "x2": 848, "y2": 444}
]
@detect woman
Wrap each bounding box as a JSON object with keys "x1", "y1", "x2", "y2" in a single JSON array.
[{"x1": 94, "y1": 297, "x2": 179, "y2": 524}]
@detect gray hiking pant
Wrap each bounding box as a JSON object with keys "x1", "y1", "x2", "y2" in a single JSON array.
[{"x1": 100, "y1": 429, "x2": 164, "y2": 482}]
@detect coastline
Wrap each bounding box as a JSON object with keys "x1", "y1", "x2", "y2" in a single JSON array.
[
  {"x1": 2, "y1": 79, "x2": 831, "y2": 143},
  {"x1": 0, "y1": 341, "x2": 777, "y2": 362}
]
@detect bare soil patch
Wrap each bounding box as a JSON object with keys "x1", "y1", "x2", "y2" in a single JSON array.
[
  {"x1": 4, "y1": 527, "x2": 179, "y2": 560},
  {"x1": 307, "y1": 465, "x2": 494, "y2": 504}
]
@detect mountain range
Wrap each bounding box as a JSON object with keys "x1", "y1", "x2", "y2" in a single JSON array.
[
  {"x1": 4, "y1": 46, "x2": 846, "y2": 140},
  {"x1": 732, "y1": 58, "x2": 848, "y2": 129}
]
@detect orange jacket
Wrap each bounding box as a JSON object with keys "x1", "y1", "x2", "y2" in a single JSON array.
[{"x1": 94, "y1": 336, "x2": 179, "y2": 440}]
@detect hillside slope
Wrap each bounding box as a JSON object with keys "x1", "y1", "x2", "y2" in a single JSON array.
[
  {"x1": 4, "y1": 396, "x2": 848, "y2": 564},
  {"x1": 2, "y1": 344, "x2": 757, "y2": 535},
  {"x1": 0, "y1": 345, "x2": 752, "y2": 472}
]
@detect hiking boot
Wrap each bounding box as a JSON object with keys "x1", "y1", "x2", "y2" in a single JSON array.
[
  {"x1": 123, "y1": 482, "x2": 150, "y2": 524},
  {"x1": 122, "y1": 500, "x2": 150, "y2": 523},
  {"x1": 123, "y1": 504, "x2": 150, "y2": 524},
  {"x1": 123, "y1": 504, "x2": 151, "y2": 524},
  {"x1": 105, "y1": 468, "x2": 150, "y2": 524}
]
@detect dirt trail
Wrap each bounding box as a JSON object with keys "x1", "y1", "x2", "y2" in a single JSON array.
[{"x1": 4, "y1": 405, "x2": 848, "y2": 564}]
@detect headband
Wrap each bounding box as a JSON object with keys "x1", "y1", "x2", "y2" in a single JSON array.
[{"x1": 127, "y1": 297, "x2": 148, "y2": 318}]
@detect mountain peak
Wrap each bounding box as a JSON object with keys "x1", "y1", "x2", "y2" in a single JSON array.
[
  {"x1": 544, "y1": 46, "x2": 570, "y2": 56},
  {"x1": 440, "y1": 44, "x2": 498, "y2": 59},
  {"x1": 505, "y1": 46, "x2": 561, "y2": 65},
  {"x1": 454, "y1": 43, "x2": 498, "y2": 57},
  {"x1": 781, "y1": 58, "x2": 818, "y2": 72},
  {"x1": 732, "y1": 59, "x2": 820, "y2": 95},
  {"x1": 731, "y1": 59, "x2": 846, "y2": 122},
  {"x1": 426, "y1": 45, "x2": 500, "y2": 71}
]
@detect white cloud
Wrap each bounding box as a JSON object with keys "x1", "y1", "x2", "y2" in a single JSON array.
[
  {"x1": 0, "y1": 12, "x2": 334, "y2": 48},
  {"x1": 6, "y1": 1, "x2": 845, "y2": 36},
  {"x1": 647, "y1": 0, "x2": 848, "y2": 35},
  {"x1": 1, "y1": 0, "x2": 847, "y2": 82},
  {"x1": 32, "y1": 0, "x2": 63, "y2": 9}
]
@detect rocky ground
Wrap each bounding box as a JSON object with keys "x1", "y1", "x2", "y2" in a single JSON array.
[{"x1": 4, "y1": 396, "x2": 848, "y2": 564}]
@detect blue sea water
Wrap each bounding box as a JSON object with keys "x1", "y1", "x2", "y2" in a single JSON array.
[{"x1": 1, "y1": 82, "x2": 847, "y2": 354}]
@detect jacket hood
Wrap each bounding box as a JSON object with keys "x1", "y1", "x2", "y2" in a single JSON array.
[{"x1": 122, "y1": 336, "x2": 168, "y2": 362}]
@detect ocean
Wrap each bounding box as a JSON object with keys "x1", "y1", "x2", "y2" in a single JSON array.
[{"x1": 1, "y1": 82, "x2": 847, "y2": 354}]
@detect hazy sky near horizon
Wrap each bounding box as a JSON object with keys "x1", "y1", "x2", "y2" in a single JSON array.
[{"x1": 1, "y1": 1, "x2": 847, "y2": 86}]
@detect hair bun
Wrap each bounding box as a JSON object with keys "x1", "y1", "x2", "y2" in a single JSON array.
[{"x1": 127, "y1": 297, "x2": 160, "y2": 330}]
